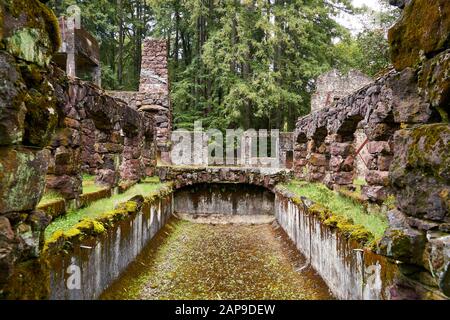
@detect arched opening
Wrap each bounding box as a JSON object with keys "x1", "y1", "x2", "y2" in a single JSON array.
[
  {"x1": 173, "y1": 183, "x2": 275, "y2": 224},
  {"x1": 328, "y1": 115, "x2": 364, "y2": 189}
]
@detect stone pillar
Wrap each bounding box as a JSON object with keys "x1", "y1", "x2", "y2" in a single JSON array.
[
  {"x1": 328, "y1": 134, "x2": 355, "y2": 189},
  {"x1": 94, "y1": 128, "x2": 123, "y2": 188},
  {"x1": 137, "y1": 38, "x2": 171, "y2": 164},
  {"x1": 65, "y1": 17, "x2": 76, "y2": 78},
  {"x1": 294, "y1": 133, "x2": 308, "y2": 179},
  {"x1": 93, "y1": 66, "x2": 101, "y2": 88},
  {"x1": 361, "y1": 139, "x2": 392, "y2": 202},
  {"x1": 46, "y1": 82, "x2": 84, "y2": 204},
  {"x1": 306, "y1": 134, "x2": 329, "y2": 182}
]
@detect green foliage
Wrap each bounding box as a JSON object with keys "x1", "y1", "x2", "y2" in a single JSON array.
[
  {"x1": 47, "y1": 0, "x2": 152, "y2": 90},
  {"x1": 44, "y1": 0, "x2": 398, "y2": 129},
  {"x1": 333, "y1": 1, "x2": 401, "y2": 77},
  {"x1": 150, "y1": 0, "x2": 354, "y2": 132}
]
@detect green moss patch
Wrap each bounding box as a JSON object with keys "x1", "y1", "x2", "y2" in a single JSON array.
[
  {"x1": 44, "y1": 179, "x2": 172, "y2": 244},
  {"x1": 277, "y1": 180, "x2": 389, "y2": 244}
]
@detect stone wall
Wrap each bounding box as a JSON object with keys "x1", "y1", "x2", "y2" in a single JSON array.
[
  {"x1": 47, "y1": 193, "x2": 172, "y2": 300},
  {"x1": 0, "y1": 0, "x2": 61, "y2": 296},
  {"x1": 275, "y1": 189, "x2": 402, "y2": 300},
  {"x1": 0, "y1": 0, "x2": 159, "y2": 296},
  {"x1": 174, "y1": 183, "x2": 275, "y2": 217},
  {"x1": 294, "y1": 0, "x2": 450, "y2": 298},
  {"x1": 106, "y1": 91, "x2": 139, "y2": 110},
  {"x1": 45, "y1": 74, "x2": 156, "y2": 204},
  {"x1": 106, "y1": 39, "x2": 172, "y2": 165}
]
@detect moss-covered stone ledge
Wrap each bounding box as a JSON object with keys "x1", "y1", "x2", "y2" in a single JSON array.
[
  {"x1": 4, "y1": 184, "x2": 168, "y2": 299},
  {"x1": 275, "y1": 185, "x2": 375, "y2": 248},
  {"x1": 43, "y1": 183, "x2": 173, "y2": 256},
  {"x1": 79, "y1": 188, "x2": 112, "y2": 208},
  {"x1": 37, "y1": 199, "x2": 66, "y2": 219}
]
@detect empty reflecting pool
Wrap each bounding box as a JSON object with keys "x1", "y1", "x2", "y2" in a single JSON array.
[{"x1": 101, "y1": 216, "x2": 333, "y2": 300}]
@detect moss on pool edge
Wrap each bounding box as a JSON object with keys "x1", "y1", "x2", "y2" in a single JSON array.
[
  {"x1": 43, "y1": 182, "x2": 174, "y2": 255},
  {"x1": 275, "y1": 182, "x2": 388, "y2": 248}
]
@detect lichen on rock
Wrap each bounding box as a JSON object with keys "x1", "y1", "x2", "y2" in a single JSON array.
[{"x1": 389, "y1": 0, "x2": 450, "y2": 71}]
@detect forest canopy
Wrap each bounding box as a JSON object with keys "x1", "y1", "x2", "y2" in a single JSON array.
[{"x1": 47, "y1": 0, "x2": 399, "y2": 132}]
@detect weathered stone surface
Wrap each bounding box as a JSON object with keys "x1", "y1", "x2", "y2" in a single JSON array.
[
  {"x1": 361, "y1": 185, "x2": 388, "y2": 202},
  {"x1": 331, "y1": 172, "x2": 354, "y2": 185},
  {"x1": 422, "y1": 233, "x2": 450, "y2": 295},
  {"x1": 139, "y1": 38, "x2": 171, "y2": 161},
  {"x1": 388, "y1": 0, "x2": 450, "y2": 71},
  {"x1": 367, "y1": 141, "x2": 391, "y2": 155},
  {"x1": 364, "y1": 123, "x2": 397, "y2": 141},
  {"x1": 418, "y1": 49, "x2": 450, "y2": 114},
  {"x1": 390, "y1": 124, "x2": 450, "y2": 221},
  {"x1": 1, "y1": 0, "x2": 61, "y2": 67},
  {"x1": 330, "y1": 143, "x2": 353, "y2": 156},
  {"x1": 311, "y1": 69, "x2": 372, "y2": 112},
  {"x1": 157, "y1": 166, "x2": 291, "y2": 191},
  {"x1": 407, "y1": 217, "x2": 440, "y2": 231},
  {"x1": 96, "y1": 169, "x2": 118, "y2": 187},
  {"x1": 377, "y1": 155, "x2": 393, "y2": 171},
  {"x1": 329, "y1": 156, "x2": 343, "y2": 171},
  {"x1": 388, "y1": 68, "x2": 432, "y2": 124},
  {"x1": 308, "y1": 153, "x2": 328, "y2": 167},
  {"x1": 378, "y1": 210, "x2": 426, "y2": 265},
  {"x1": 0, "y1": 216, "x2": 16, "y2": 287},
  {"x1": 0, "y1": 148, "x2": 48, "y2": 213},
  {"x1": 293, "y1": 2, "x2": 450, "y2": 296},
  {"x1": 15, "y1": 210, "x2": 50, "y2": 259},
  {"x1": 22, "y1": 78, "x2": 59, "y2": 147},
  {"x1": 366, "y1": 170, "x2": 390, "y2": 187},
  {"x1": 50, "y1": 127, "x2": 81, "y2": 148},
  {"x1": 46, "y1": 174, "x2": 81, "y2": 200},
  {"x1": 0, "y1": 51, "x2": 26, "y2": 145}
]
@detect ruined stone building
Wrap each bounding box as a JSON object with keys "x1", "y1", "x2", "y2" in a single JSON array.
[
  {"x1": 311, "y1": 69, "x2": 372, "y2": 112},
  {"x1": 310, "y1": 69, "x2": 373, "y2": 179},
  {"x1": 52, "y1": 15, "x2": 101, "y2": 87}
]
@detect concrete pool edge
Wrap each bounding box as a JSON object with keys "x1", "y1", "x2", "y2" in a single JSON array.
[{"x1": 274, "y1": 187, "x2": 400, "y2": 300}]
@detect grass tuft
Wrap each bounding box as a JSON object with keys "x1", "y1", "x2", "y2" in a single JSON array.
[{"x1": 281, "y1": 180, "x2": 388, "y2": 240}]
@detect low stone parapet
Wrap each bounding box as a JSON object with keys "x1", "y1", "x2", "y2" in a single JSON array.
[{"x1": 157, "y1": 166, "x2": 292, "y2": 191}]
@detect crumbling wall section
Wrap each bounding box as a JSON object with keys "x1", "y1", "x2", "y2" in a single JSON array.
[{"x1": 46, "y1": 78, "x2": 156, "y2": 201}]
